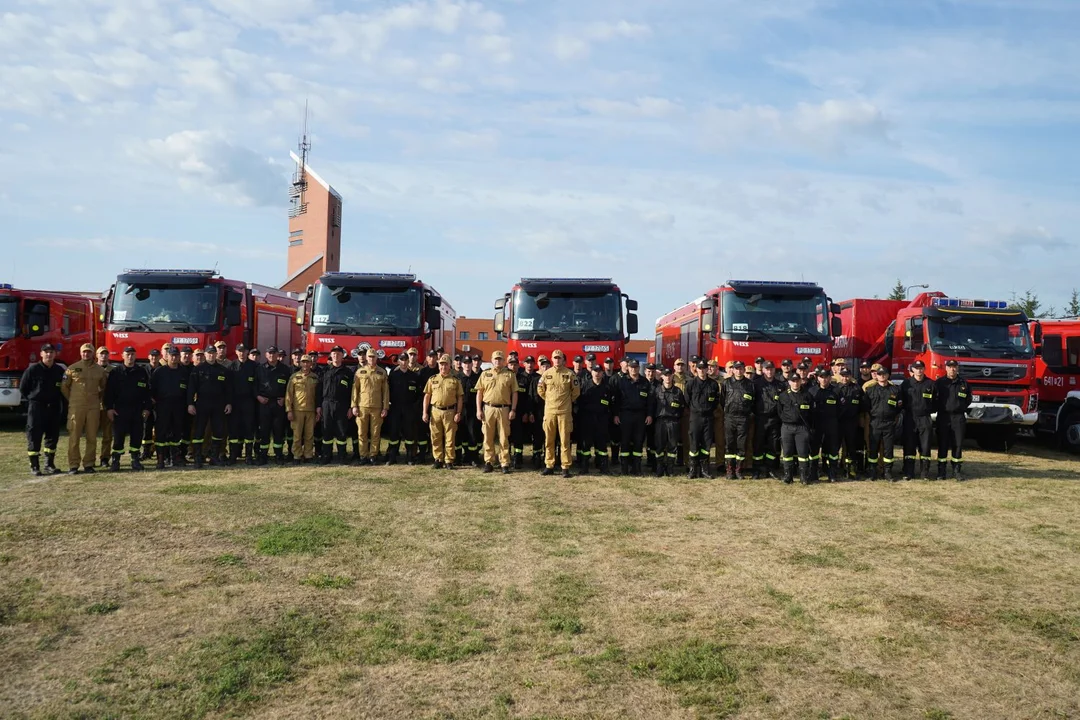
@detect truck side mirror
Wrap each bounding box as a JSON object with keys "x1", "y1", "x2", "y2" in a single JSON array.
[
  {"x1": 429, "y1": 294, "x2": 442, "y2": 309},
  {"x1": 831, "y1": 316, "x2": 843, "y2": 337},
  {"x1": 831, "y1": 303, "x2": 841, "y2": 315},
  {"x1": 494, "y1": 313, "x2": 504, "y2": 334},
  {"x1": 426, "y1": 306, "x2": 442, "y2": 331},
  {"x1": 625, "y1": 298, "x2": 638, "y2": 311},
  {"x1": 25, "y1": 307, "x2": 49, "y2": 337},
  {"x1": 626, "y1": 313, "x2": 639, "y2": 336},
  {"x1": 224, "y1": 290, "x2": 242, "y2": 328},
  {"x1": 1033, "y1": 322, "x2": 1043, "y2": 345}
]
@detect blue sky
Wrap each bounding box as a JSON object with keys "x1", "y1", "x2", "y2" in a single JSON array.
[{"x1": 2, "y1": 0, "x2": 1078, "y2": 325}]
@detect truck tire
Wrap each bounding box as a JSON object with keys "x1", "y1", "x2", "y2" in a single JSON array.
[
  {"x1": 1058, "y1": 409, "x2": 1080, "y2": 455},
  {"x1": 976, "y1": 427, "x2": 1017, "y2": 452}
]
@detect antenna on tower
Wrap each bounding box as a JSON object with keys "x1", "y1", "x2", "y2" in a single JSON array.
[{"x1": 289, "y1": 100, "x2": 311, "y2": 217}]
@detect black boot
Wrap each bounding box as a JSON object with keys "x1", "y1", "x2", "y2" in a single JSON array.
[
  {"x1": 562, "y1": 467, "x2": 572, "y2": 478},
  {"x1": 700, "y1": 459, "x2": 713, "y2": 479},
  {"x1": 385, "y1": 445, "x2": 399, "y2": 466},
  {"x1": 798, "y1": 461, "x2": 812, "y2": 485},
  {"x1": 156, "y1": 448, "x2": 166, "y2": 471},
  {"x1": 885, "y1": 462, "x2": 897, "y2": 481},
  {"x1": 110, "y1": 453, "x2": 121, "y2": 472},
  {"x1": 825, "y1": 459, "x2": 837, "y2": 482},
  {"x1": 541, "y1": 466, "x2": 554, "y2": 476},
  {"x1": 632, "y1": 458, "x2": 642, "y2": 477},
  {"x1": 209, "y1": 441, "x2": 224, "y2": 467},
  {"x1": 902, "y1": 458, "x2": 915, "y2": 480},
  {"x1": 173, "y1": 445, "x2": 188, "y2": 469},
  {"x1": 685, "y1": 458, "x2": 696, "y2": 479},
  {"x1": 579, "y1": 455, "x2": 589, "y2": 476},
  {"x1": 781, "y1": 460, "x2": 795, "y2": 484},
  {"x1": 869, "y1": 462, "x2": 880, "y2": 481},
  {"x1": 131, "y1": 453, "x2": 143, "y2": 472},
  {"x1": 734, "y1": 460, "x2": 744, "y2": 480},
  {"x1": 140, "y1": 444, "x2": 153, "y2": 461},
  {"x1": 43, "y1": 453, "x2": 57, "y2": 475},
  {"x1": 598, "y1": 456, "x2": 608, "y2": 475},
  {"x1": 619, "y1": 458, "x2": 629, "y2": 476},
  {"x1": 532, "y1": 453, "x2": 542, "y2": 470},
  {"x1": 725, "y1": 459, "x2": 736, "y2": 480},
  {"x1": 953, "y1": 461, "x2": 965, "y2": 481},
  {"x1": 514, "y1": 453, "x2": 523, "y2": 470},
  {"x1": 936, "y1": 460, "x2": 947, "y2": 480},
  {"x1": 29, "y1": 455, "x2": 42, "y2": 477},
  {"x1": 920, "y1": 459, "x2": 931, "y2": 480}
]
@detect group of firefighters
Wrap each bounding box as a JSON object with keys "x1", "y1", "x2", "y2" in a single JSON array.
[{"x1": 19, "y1": 340, "x2": 975, "y2": 484}]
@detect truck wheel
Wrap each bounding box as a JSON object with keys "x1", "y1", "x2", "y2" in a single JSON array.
[
  {"x1": 976, "y1": 427, "x2": 1017, "y2": 452},
  {"x1": 1058, "y1": 410, "x2": 1080, "y2": 454}
]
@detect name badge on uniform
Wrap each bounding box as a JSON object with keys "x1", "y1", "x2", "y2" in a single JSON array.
[
  {"x1": 278, "y1": 378, "x2": 286, "y2": 384},
  {"x1": 341, "y1": 379, "x2": 348, "y2": 386},
  {"x1": 137, "y1": 382, "x2": 146, "y2": 388},
  {"x1": 218, "y1": 375, "x2": 225, "y2": 381},
  {"x1": 958, "y1": 392, "x2": 967, "y2": 398},
  {"x1": 707, "y1": 396, "x2": 715, "y2": 402},
  {"x1": 671, "y1": 402, "x2": 680, "y2": 407},
  {"x1": 600, "y1": 399, "x2": 609, "y2": 405},
  {"x1": 180, "y1": 383, "x2": 187, "y2": 389},
  {"x1": 922, "y1": 392, "x2": 932, "y2": 399},
  {"x1": 743, "y1": 393, "x2": 752, "y2": 400},
  {"x1": 826, "y1": 398, "x2": 836, "y2": 404},
  {"x1": 888, "y1": 399, "x2": 897, "y2": 405},
  {"x1": 639, "y1": 391, "x2": 648, "y2": 397},
  {"x1": 800, "y1": 404, "x2": 810, "y2": 410},
  {"x1": 852, "y1": 399, "x2": 859, "y2": 404}
]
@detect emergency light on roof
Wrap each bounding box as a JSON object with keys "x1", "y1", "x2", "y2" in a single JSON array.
[
  {"x1": 521, "y1": 278, "x2": 613, "y2": 284},
  {"x1": 0, "y1": 283, "x2": 12, "y2": 290},
  {"x1": 931, "y1": 297, "x2": 1009, "y2": 310},
  {"x1": 728, "y1": 280, "x2": 820, "y2": 286},
  {"x1": 323, "y1": 272, "x2": 416, "y2": 281},
  {"x1": 124, "y1": 269, "x2": 216, "y2": 276}
]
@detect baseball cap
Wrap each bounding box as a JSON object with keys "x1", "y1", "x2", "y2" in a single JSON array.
[
  {"x1": 148, "y1": 348, "x2": 160, "y2": 356},
  {"x1": 911, "y1": 360, "x2": 925, "y2": 369},
  {"x1": 781, "y1": 358, "x2": 793, "y2": 367},
  {"x1": 215, "y1": 340, "x2": 227, "y2": 348},
  {"x1": 507, "y1": 355, "x2": 518, "y2": 363},
  {"x1": 797, "y1": 362, "x2": 810, "y2": 370},
  {"x1": 645, "y1": 362, "x2": 656, "y2": 370},
  {"x1": 248, "y1": 347, "x2": 260, "y2": 355},
  {"x1": 407, "y1": 347, "x2": 418, "y2": 355},
  {"x1": 661, "y1": 367, "x2": 673, "y2": 376},
  {"x1": 762, "y1": 360, "x2": 775, "y2": 369},
  {"x1": 291, "y1": 347, "x2": 302, "y2": 355},
  {"x1": 122, "y1": 345, "x2": 136, "y2": 353},
  {"x1": 266, "y1": 345, "x2": 280, "y2": 354},
  {"x1": 573, "y1": 355, "x2": 584, "y2": 363},
  {"x1": 859, "y1": 360, "x2": 872, "y2": 369},
  {"x1": 472, "y1": 355, "x2": 482, "y2": 363},
  {"x1": 586, "y1": 353, "x2": 597, "y2": 361},
  {"x1": 492, "y1": 350, "x2": 505, "y2": 360},
  {"x1": 236, "y1": 343, "x2": 246, "y2": 351},
  {"x1": 696, "y1": 360, "x2": 707, "y2": 369},
  {"x1": 204, "y1": 346, "x2": 217, "y2": 353},
  {"x1": 538, "y1": 355, "x2": 550, "y2": 364},
  {"x1": 427, "y1": 350, "x2": 438, "y2": 358},
  {"x1": 365, "y1": 349, "x2": 377, "y2": 358},
  {"x1": 551, "y1": 349, "x2": 565, "y2": 359},
  {"x1": 707, "y1": 359, "x2": 719, "y2": 367},
  {"x1": 96, "y1": 346, "x2": 109, "y2": 354},
  {"x1": 40, "y1": 343, "x2": 56, "y2": 352},
  {"x1": 301, "y1": 354, "x2": 314, "y2": 363},
  {"x1": 194, "y1": 348, "x2": 204, "y2": 356},
  {"x1": 438, "y1": 354, "x2": 451, "y2": 364},
  {"x1": 690, "y1": 355, "x2": 701, "y2": 364},
  {"x1": 731, "y1": 360, "x2": 745, "y2": 369},
  {"x1": 628, "y1": 359, "x2": 640, "y2": 368},
  {"x1": 591, "y1": 364, "x2": 604, "y2": 372},
  {"x1": 180, "y1": 346, "x2": 192, "y2": 354},
  {"x1": 870, "y1": 363, "x2": 883, "y2": 371},
  {"x1": 755, "y1": 356, "x2": 765, "y2": 364},
  {"x1": 604, "y1": 357, "x2": 614, "y2": 364},
  {"x1": 167, "y1": 347, "x2": 180, "y2": 356},
  {"x1": 453, "y1": 354, "x2": 462, "y2": 361},
  {"x1": 507, "y1": 350, "x2": 518, "y2": 358},
  {"x1": 839, "y1": 367, "x2": 852, "y2": 376},
  {"x1": 815, "y1": 367, "x2": 830, "y2": 377},
  {"x1": 944, "y1": 359, "x2": 959, "y2": 367},
  {"x1": 524, "y1": 356, "x2": 535, "y2": 363},
  {"x1": 330, "y1": 345, "x2": 345, "y2": 354},
  {"x1": 787, "y1": 373, "x2": 802, "y2": 382},
  {"x1": 802, "y1": 356, "x2": 812, "y2": 364},
  {"x1": 874, "y1": 366, "x2": 890, "y2": 375},
  {"x1": 674, "y1": 358, "x2": 685, "y2": 366}
]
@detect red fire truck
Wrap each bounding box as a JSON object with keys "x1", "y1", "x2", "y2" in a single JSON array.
[
  {"x1": 1032, "y1": 318, "x2": 1080, "y2": 452},
  {"x1": 101, "y1": 269, "x2": 300, "y2": 360},
  {"x1": 296, "y1": 272, "x2": 455, "y2": 365},
  {"x1": 835, "y1": 292, "x2": 1039, "y2": 449},
  {"x1": 0, "y1": 284, "x2": 103, "y2": 409},
  {"x1": 494, "y1": 278, "x2": 638, "y2": 363},
  {"x1": 655, "y1": 280, "x2": 841, "y2": 369}
]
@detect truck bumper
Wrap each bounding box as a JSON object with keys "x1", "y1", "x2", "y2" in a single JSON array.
[
  {"x1": 964, "y1": 403, "x2": 1036, "y2": 426},
  {"x1": 0, "y1": 386, "x2": 23, "y2": 409}
]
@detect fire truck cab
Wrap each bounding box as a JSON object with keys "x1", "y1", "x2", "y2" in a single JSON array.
[{"x1": 1033, "y1": 318, "x2": 1080, "y2": 452}]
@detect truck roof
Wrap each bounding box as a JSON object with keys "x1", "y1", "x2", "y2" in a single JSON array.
[
  {"x1": 518, "y1": 277, "x2": 616, "y2": 293},
  {"x1": 118, "y1": 269, "x2": 216, "y2": 287},
  {"x1": 319, "y1": 272, "x2": 417, "y2": 289},
  {"x1": 724, "y1": 280, "x2": 825, "y2": 296}
]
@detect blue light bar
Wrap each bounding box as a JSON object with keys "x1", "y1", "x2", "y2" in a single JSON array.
[
  {"x1": 931, "y1": 297, "x2": 1009, "y2": 309},
  {"x1": 521, "y1": 277, "x2": 612, "y2": 284},
  {"x1": 727, "y1": 280, "x2": 820, "y2": 286},
  {"x1": 323, "y1": 272, "x2": 416, "y2": 281},
  {"x1": 0, "y1": 283, "x2": 12, "y2": 290},
  {"x1": 124, "y1": 269, "x2": 216, "y2": 276}
]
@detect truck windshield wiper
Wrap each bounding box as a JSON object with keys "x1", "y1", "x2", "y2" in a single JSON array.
[
  {"x1": 113, "y1": 319, "x2": 154, "y2": 332},
  {"x1": 170, "y1": 322, "x2": 198, "y2": 332},
  {"x1": 740, "y1": 328, "x2": 781, "y2": 343},
  {"x1": 518, "y1": 329, "x2": 553, "y2": 339}
]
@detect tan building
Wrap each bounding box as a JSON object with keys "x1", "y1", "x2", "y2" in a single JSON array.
[
  {"x1": 282, "y1": 150, "x2": 342, "y2": 293},
  {"x1": 455, "y1": 316, "x2": 504, "y2": 361}
]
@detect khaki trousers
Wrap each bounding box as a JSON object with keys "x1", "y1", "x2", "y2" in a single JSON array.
[
  {"x1": 355, "y1": 407, "x2": 383, "y2": 458},
  {"x1": 544, "y1": 412, "x2": 573, "y2": 470},
  {"x1": 68, "y1": 404, "x2": 100, "y2": 468},
  {"x1": 430, "y1": 408, "x2": 457, "y2": 462},
  {"x1": 291, "y1": 411, "x2": 316, "y2": 459},
  {"x1": 482, "y1": 405, "x2": 511, "y2": 467}
]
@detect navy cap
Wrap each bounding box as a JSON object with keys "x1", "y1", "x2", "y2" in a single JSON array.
[
  {"x1": 266, "y1": 345, "x2": 279, "y2": 353},
  {"x1": 604, "y1": 357, "x2": 614, "y2": 364},
  {"x1": 203, "y1": 346, "x2": 217, "y2": 353},
  {"x1": 248, "y1": 347, "x2": 260, "y2": 354},
  {"x1": 524, "y1": 356, "x2": 535, "y2": 363},
  {"x1": 148, "y1": 348, "x2": 160, "y2": 356},
  {"x1": 945, "y1": 359, "x2": 959, "y2": 367},
  {"x1": 662, "y1": 367, "x2": 674, "y2": 376},
  {"x1": 860, "y1": 360, "x2": 872, "y2": 369},
  {"x1": 167, "y1": 347, "x2": 180, "y2": 356},
  {"x1": 40, "y1": 343, "x2": 56, "y2": 351},
  {"x1": 802, "y1": 356, "x2": 812, "y2": 364},
  {"x1": 591, "y1": 364, "x2": 604, "y2": 373},
  {"x1": 123, "y1": 346, "x2": 136, "y2": 353},
  {"x1": 911, "y1": 360, "x2": 926, "y2": 369},
  {"x1": 787, "y1": 372, "x2": 802, "y2": 382},
  {"x1": 696, "y1": 360, "x2": 707, "y2": 369},
  {"x1": 330, "y1": 345, "x2": 344, "y2": 354},
  {"x1": 573, "y1": 355, "x2": 584, "y2": 362},
  {"x1": 797, "y1": 362, "x2": 810, "y2": 370},
  {"x1": 462, "y1": 355, "x2": 473, "y2": 362},
  {"x1": 453, "y1": 354, "x2": 462, "y2": 361},
  {"x1": 839, "y1": 367, "x2": 852, "y2": 376},
  {"x1": 815, "y1": 367, "x2": 831, "y2": 377},
  {"x1": 762, "y1": 360, "x2": 775, "y2": 369},
  {"x1": 628, "y1": 359, "x2": 640, "y2": 368},
  {"x1": 755, "y1": 356, "x2": 765, "y2": 364},
  {"x1": 645, "y1": 362, "x2": 657, "y2": 370},
  {"x1": 427, "y1": 350, "x2": 438, "y2": 357},
  {"x1": 781, "y1": 358, "x2": 793, "y2": 367},
  {"x1": 731, "y1": 360, "x2": 745, "y2": 368},
  {"x1": 586, "y1": 353, "x2": 597, "y2": 361},
  {"x1": 291, "y1": 347, "x2": 302, "y2": 355},
  {"x1": 507, "y1": 350, "x2": 518, "y2": 357}
]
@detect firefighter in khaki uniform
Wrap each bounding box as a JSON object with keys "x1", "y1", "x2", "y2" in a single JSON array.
[
  {"x1": 62, "y1": 343, "x2": 108, "y2": 473},
  {"x1": 423, "y1": 355, "x2": 464, "y2": 469},
  {"x1": 96, "y1": 347, "x2": 114, "y2": 467},
  {"x1": 351, "y1": 349, "x2": 390, "y2": 464},
  {"x1": 285, "y1": 355, "x2": 321, "y2": 463},
  {"x1": 537, "y1": 349, "x2": 581, "y2": 478},
  {"x1": 475, "y1": 349, "x2": 518, "y2": 474}
]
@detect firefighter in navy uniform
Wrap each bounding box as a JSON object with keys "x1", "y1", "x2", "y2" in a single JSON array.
[
  {"x1": 864, "y1": 367, "x2": 903, "y2": 480},
  {"x1": 20, "y1": 344, "x2": 66, "y2": 476},
  {"x1": 320, "y1": 346, "x2": 354, "y2": 465},
  {"x1": 576, "y1": 364, "x2": 617, "y2": 474},
  {"x1": 836, "y1": 367, "x2": 866, "y2": 479},
  {"x1": 719, "y1": 360, "x2": 755, "y2": 479},
  {"x1": 614, "y1": 360, "x2": 653, "y2": 476},
  {"x1": 751, "y1": 361, "x2": 784, "y2": 479},
  {"x1": 256, "y1": 346, "x2": 291, "y2": 465},
  {"x1": 935, "y1": 359, "x2": 972, "y2": 480},
  {"x1": 650, "y1": 368, "x2": 685, "y2": 477},
  {"x1": 528, "y1": 356, "x2": 549, "y2": 468},
  {"x1": 385, "y1": 353, "x2": 421, "y2": 465},
  {"x1": 777, "y1": 373, "x2": 814, "y2": 484},
  {"x1": 900, "y1": 360, "x2": 936, "y2": 480},
  {"x1": 187, "y1": 346, "x2": 233, "y2": 468},
  {"x1": 140, "y1": 347, "x2": 162, "y2": 460},
  {"x1": 809, "y1": 367, "x2": 842, "y2": 482},
  {"x1": 104, "y1": 346, "x2": 152, "y2": 472},
  {"x1": 684, "y1": 360, "x2": 719, "y2": 479},
  {"x1": 414, "y1": 350, "x2": 440, "y2": 461},
  {"x1": 459, "y1": 357, "x2": 482, "y2": 466},
  {"x1": 228, "y1": 346, "x2": 259, "y2": 465},
  {"x1": 151, "y1": 348, "x2": 188, "y2": 469},
  {"x1": 508, "y1": 355, "x2": 531, "y2": 469},
  {"x1": 177, "y1": 347, "x2": 195, "y2": 461}
]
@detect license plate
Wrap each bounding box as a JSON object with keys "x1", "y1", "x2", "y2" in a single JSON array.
[{"x1": 972, "y1": 395, "x2": 981, "y2": 402}]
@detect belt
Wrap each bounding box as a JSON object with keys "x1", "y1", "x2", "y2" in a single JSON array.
[
  {"x1": 435, "y1": 405, "x2": 456, "y2": 410},
  {"x1": 486, "y1": 403, "x2": 509, "y2": 408}
]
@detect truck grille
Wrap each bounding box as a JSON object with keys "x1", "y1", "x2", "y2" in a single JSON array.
[
  {"x1": 957, "y1": 362, "x2": 1027, "y2": 383},
  {"x1": 970, "y1": 394, "x2": 1023, "y2": 409}
]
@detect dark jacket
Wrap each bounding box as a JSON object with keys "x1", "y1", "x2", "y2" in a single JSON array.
[
  {"x1": 188, "y1": 362, "x2": 233, "y2": 407},
  {"x1": 256, "y1": 361, "x2": 291, "y2": 400},
  {"x1": 684, "y1": 376, "x2": 719, "y2": 414},
  {"x1": 777, "y1": 388, "x2": 814, "y2": 427},
  {"x1": 19, "y1": 361, "x2": 66, "y2": 404},
  {"x1": 104, "y1": 363, "x2": 152, "y2": 413},
  {"x1": 615, "y1": 374, "x2": 652, "y2": 414},
  {"x1": 651, "y1": 384, "x2": 685, "y2": 420},
  {"x1": 935, "y1": 375, "x2": 973, "y2": 415},
  {"x1": 901, "y1": 376, "x2": 936, "y2": 417},
  {"x1": 864, "y1": 382, "x2": 903, "y2": 424},
  {"x1": 720, "y1": 376, "x2": 755, "y2": 418}
]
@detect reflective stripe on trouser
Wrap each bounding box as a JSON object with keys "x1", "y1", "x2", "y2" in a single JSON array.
[
  {"x1": 67, "y1": 404, "x2": 100, "y2": 468},
  {"x1": 482, "y1": 405, "x2": 511, "y2": 467},
  {"x1": 355, "y1": 407, "x2": 383, "y2": 458},
  {"x1": 543, "y1": 412, "x2": 573, "y2": 470},
  {"x1": 292, "y1": 410, "x2": 316, "y2": 459},
  {"x1": 429, "y1": 407, "x2": 456, "y2": 462}
]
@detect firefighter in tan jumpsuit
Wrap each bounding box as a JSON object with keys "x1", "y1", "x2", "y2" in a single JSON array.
[
  {"x1": 285, "y1": 355, "x2": 321, "y2": 463},
  {"x1": 476, "y1": 349, "x2": 518, "y2": 474},
  {"x1": 62, "y1": 343, "x2": 108, "y2": 473},
  {"x1": 537, "y1": 349, "x2": 581, "y2": 478},
  {"x1": 423, "y1": 354, "x2": 464, "y2": 468},
  {"x1": 351, "y1": 349, "x2": 389, "y2": 464}
]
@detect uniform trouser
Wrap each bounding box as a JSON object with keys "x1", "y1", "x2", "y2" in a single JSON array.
[
  {"x1": 155, "y1": 399, "x2": 185, "y2": 449},
  {"x1": 228, "y1": 400, "x2": 255, "y2": 456},
  {"x1": 429, "y1": 408, "x2": 457, "y2": 462},
  {"x1": 743, "y1": 421, "x2": 756, "y2": 468},
  {"x1": 577, "y1": 412, "x2": 610, "y2": 459},
  {"x1": 780, "y1": 424, "x2": 811, "y2": 462},
  {"x1": 903, "y1": 415, "x2": 933, "y2": 461},
  {"x1": 292, "y1": 410, "x2": 316, "y2": 458},
  {"x1": 510, "y1": 414, "x2": 527, "y2": 458},
  {"x1": 753, "y1": 417, "x2": 780, "y2": 466},
  {"x1": 194, "y1": 406, "x2": 227, "y2": 457},
  {"x1": 99, "y1": 408, "x2": 113, "y2": 460},
  {"x1": 712, "y1": 411, "x2": 725, "y2": 462},
  {"x1": 688, "y1": 413, "x2": 711, "y2": 460},
  {"x1": 355, "y1": 407, "x2": 384, "y2": 458},
  {"x1": 532, "y1": 408, "x2": 547, "y2": 454},
  {"x1": 868, "y1": 421, "x2": 896, "y2": 467},
  {"x1": 111, "y1": 411, "x2": 145, "y2": 457},
  {"x1": 387, "y1": 407, "x2": 422, "y2": 455},
  {"x1": 483, "y1": 405, "x2": 512, "y2": 467},
  {"x1": 619, "y1": 411, "x2": 647, "y2": 462},
  {"x1": 142, "y1": 408, "x2": 155, "y2": 453},
  {"x1": 811, "y1": 421, "x2": 841, "y2": 465},
  {"x1": 679, "y1": 412, "x2": 690, "y2": 463},
  {"x1": 655, "y1": 418, "x2": 680, "y2": 460},
  {"x1": 321, "y1": 401, "x2": 351, "y2": 455},
  {"x1": 258, "y1": 402, "x2": 287, "y2": 455},
  {"x1": 840, "y1": 418, "x2": 863, "y2": 468},
  {"x1": 544, "y1": 412, "x2": 573, "y2": 469},
  {"x1": 27, "y1": 401, "x2": 61, "y2": 460},
  {"x1": 724, "y1": 415, "x2": 750, "y2": 462},
  {"x1": 936, "y1": 413, "x2": 966, "y2": 462},
  {"x1": 462, "y1": 413, "x2": 482, "y2": 459},
  {"x1": 67, "y1": 403, "x2": 100, "y2": 468}
]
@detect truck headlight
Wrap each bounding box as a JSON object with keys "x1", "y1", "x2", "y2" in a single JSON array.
[
  {"x1": 969, "y1": 407, "x2": 985, "y2": 419},
  {"x1": 1029, "y1": 393, "x2": 1038, "y2": 414},
  {"x1": 0, "y1": 378, "x2": 14, "y2": 389}
]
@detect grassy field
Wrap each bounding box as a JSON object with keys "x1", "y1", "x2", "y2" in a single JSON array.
[{"x1": 1, "y1": 420, "x2": 1079, "y2": 720}]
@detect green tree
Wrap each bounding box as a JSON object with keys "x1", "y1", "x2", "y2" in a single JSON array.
[
  {"x1": 887, "y1": 279, "x2": 906, "y2": 301},
  {"x1": 1068, "y1": 288, "x2": 1080, "y2": 317},
  {"x1": 1009, "y1": 290, "x2": 1055, "y2": 319}
]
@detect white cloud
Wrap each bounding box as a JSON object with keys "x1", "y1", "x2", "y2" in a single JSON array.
[
  {"x1": 578, "y1": 96, "x2": 681, "y2": 118},
  {"x1": 473, "y1": 34, "x2": 513, "y2": 63},
  {"x1": 33, "y1": 236, "x2": 280, "y2": 260},
  {"x1": 553, "y1": 34, "x2": 590, "y2": 61},
  {"x1": 585, "y1": 20, "x2": 652, "y2": 41},
  {"x1": 554, "y1": 19, "x2": 652, "y2": 61},
  {"x1": 702, "y1": 99, "x2": 890, "y2": 154}
]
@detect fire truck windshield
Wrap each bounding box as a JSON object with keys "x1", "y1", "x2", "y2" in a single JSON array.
[
  {"x1": 928, "y1": 318, "x2": 1034, "y2": 359},
  {"x1": 0, "y1": 299, "x2": 16, "y2": 340},
  {"x1": 722, "y1": 292, "x2": 830, "y2": 339},
  {"x1": 312, "y1": 284, "x2": 422, "y2": 334},
  {"x1": 512, "y1": 290, "x2": 621, "y2": 338},
  {"x1": 111, "y1": 282, "x2": 221, "y2": 329}
]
